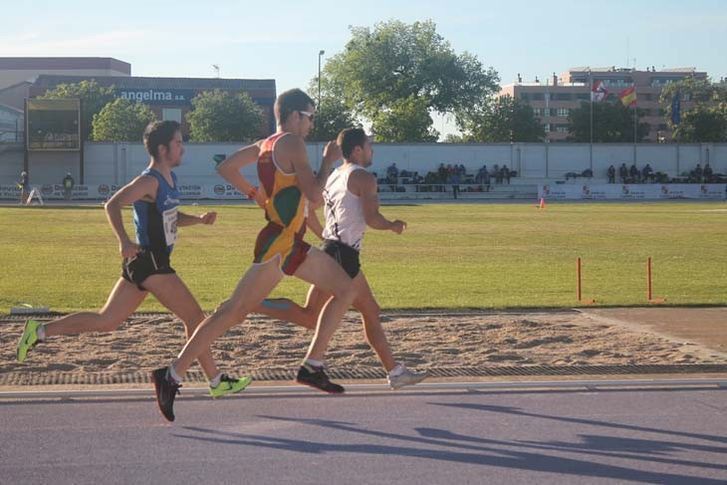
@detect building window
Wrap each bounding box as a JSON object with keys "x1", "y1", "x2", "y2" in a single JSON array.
[
  {"x1": 543, "y1": 123, "x2": 551, "y2": 132},
  {"x1": 555, "y1": 125, "x2": 569, "y2": 133},
  {"x1": 163, "y1": 108, "x2": 182, "y2": 123},
  {"x1": 602, "y1": 78, "x2": 633, "y2": 89},
  {"x1": 576, "y1": 93, "x2": 590, "y2": 101},
  {"x1": 553, "y1": 93, "x2": 571, "y2": 101},
  {"x1": 651, "y1": 78, "x2": 678, "y2": 87},
  {"x1": 520, "y1": 93, "x2": 530, "y2": 101},
  {"x1": 556, "y1": 108, "x2": 569, "y2": 117},
  {"x1": 531, "y1": 93, "x2": 544, "y2": 101}
]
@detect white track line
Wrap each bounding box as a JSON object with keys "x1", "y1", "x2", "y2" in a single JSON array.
[{"x1": 1, "y1": 378, "x2": 726, "y2": 401}]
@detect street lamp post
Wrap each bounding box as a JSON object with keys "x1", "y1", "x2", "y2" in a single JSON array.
[{"x1": 318, "y1": 50, "x2": 325, "y2": 107}]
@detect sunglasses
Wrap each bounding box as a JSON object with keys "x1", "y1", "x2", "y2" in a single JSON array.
[{"x1": 298, "y1": 110, "x2": 315, "y2": 121}]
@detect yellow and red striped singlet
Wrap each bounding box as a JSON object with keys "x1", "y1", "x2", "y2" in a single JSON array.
[{"x1": 252, "y1": 132, "x2": 311, "y2": 275}]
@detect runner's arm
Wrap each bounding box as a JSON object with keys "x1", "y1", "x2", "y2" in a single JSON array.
[
  {"x1": 306, "y1": 209, "x2": 324, "y2": 240},
  {"x1": 177, "y1": 211, "x2": 217, "y2": 227},
  {"x1": 217, "y1": 141, "x2": 265, "y2": 206},
  {"x1": 104, "y1": 175, "x2": 158, "y2": 257},
  {"x1": 356, "y1": 171, "x2": 406, "y2": 234}
]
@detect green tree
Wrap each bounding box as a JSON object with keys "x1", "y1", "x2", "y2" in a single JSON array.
[
  {"x1": 568, "y1": 101, "x2": 649, "y2": 142},
  {"x1": 442, "y1": 133, "x2": 468, "y2": 143},
  {"x1": 371, "y1": 96, "x2": 439, "y2": 143},
  {"x1": 320, "y1": 19, "x2": 498, "y2": 141},
  {"x1": 307, "y1": 94, "x2": 360, "y2": 142},
  {"x1": 186, "y1": 89, "x2": 263, "y2": 142},
  {"x1": 39, "y1": 80, "x2": 115, "y2": 141},
  {"x1": 458, "y1": 95, "x2": 545, "y2": 142},
  {"x1": 91, "y1": 98, "x2": 156, "y2": 141},
  {"x1": 660, "y1": 78, "x2": 727, "y2": 142}
]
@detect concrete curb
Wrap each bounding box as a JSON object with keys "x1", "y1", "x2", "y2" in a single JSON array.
[{"x1": 1, "y1": 377, "x2": 726, "y2": 401}]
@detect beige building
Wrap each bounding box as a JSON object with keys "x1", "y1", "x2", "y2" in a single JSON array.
[
  {"x1": 501, "y1": 67, "x2": 707, "y2": 142},
  {"x1": 0, "y1": 57, "x2": 131, "y2": 113},
  {"x1": 0, "y1": 57, "x2": 130, "y2": 91}
]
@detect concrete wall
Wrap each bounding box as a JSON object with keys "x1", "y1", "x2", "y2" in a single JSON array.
[{"x1": 2, "y1": 141, "x2": 726, "y2": 186}]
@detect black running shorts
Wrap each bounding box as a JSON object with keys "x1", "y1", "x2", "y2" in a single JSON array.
[
  {"x1": 322, "y1": 239, "x2": 360, "y2": 279},
  {"x1": 121, "y1": 248, "x2": 175, "y2": 291}
]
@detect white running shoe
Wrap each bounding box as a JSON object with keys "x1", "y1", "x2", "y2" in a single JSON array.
[{"x1": 388, "y1": 365, "x2": 428, "y2": 390}]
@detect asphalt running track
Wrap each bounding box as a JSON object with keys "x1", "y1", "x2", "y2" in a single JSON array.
[{"x1": 1, "y1": 381, "x2": 726, "y2": 484}]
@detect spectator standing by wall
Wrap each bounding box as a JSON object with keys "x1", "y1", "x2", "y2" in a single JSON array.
[
  {"x1": 63, "y1": 171, "x2": 75, "y2": 201},
  {"x1": 17, "y1": 170, "x2": 29, "y2": 205},
  {"x1": 451, "y1": 172, "x2": 460, "y2": 199}
]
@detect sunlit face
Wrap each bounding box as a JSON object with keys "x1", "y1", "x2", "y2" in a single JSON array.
[
  {"x1": 297, "y1": 104, "x2": 316, "y2": 138},
  {"x1": 359, "y1": 138, "x2": 374, "y2": 167},
  {"x1": 161, "y1": 131, "x2": 184, "y2": 167}
]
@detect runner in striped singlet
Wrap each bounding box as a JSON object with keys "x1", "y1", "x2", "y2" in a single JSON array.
[{"x1": 151, "y1": 89, "x2": 357, "y2": 422}]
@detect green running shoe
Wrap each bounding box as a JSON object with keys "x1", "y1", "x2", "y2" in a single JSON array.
[
  {"x1": 209, "y1": 374, "x2": 252, "y2": 398},
  {"x1": 17, "y1": 319, "x2": 42, "y2": 362}
]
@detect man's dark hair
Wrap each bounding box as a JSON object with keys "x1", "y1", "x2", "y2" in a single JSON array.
[
  {"x1": 143, "y1": 120, "x2": 180, "y2": 158},
  {"x1": 274, "y1": 88, "x2": 314, "y2": 124},
  {"x1": 337, "y1": 128, "x2": 368, "y2": 159}
]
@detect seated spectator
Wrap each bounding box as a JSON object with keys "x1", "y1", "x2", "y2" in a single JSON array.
[
  {"x1": 629, "y1": 163, "x2": 640, "y2": 183},
  {"x1": 476, "y1": 165, "x2": 488, "y2": 184},
  {"x1": 446, "y1": 164, "x2": 455, "y2": 180},
  {"x1": 387, "y1": 162, "x2": 399, "y2": 184},
  {"x1": 619, "y1": 163, "x2": 628, "y2": 183},
  {"x1": 582, "y1": 168, "x2": 593, "y2": 178},
  {"x1": 492, "y1": 164, "x2": 500, "y2": 184},
  {"x1": 437, "y1": 163, "x2": 447, "y2": 183},
  {"x1": 641, "y1": 163, "x2": 653, "y2": 183},
  {"x1": 694, "y1": 163, "x2": 703, "y2": 182},
  {"x1": 704, "y1": 163, "x2": 713, "y2": 182},
  {"x1": 607, "y1": 165, "x2": 616, "y2": 184},
  {"x1": 501, "y1": 165, "x2": 511, "y2": 184}
]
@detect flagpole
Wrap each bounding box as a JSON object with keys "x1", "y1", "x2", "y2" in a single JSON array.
[
  {"x1": 589, "y1": 70, "x2": 593, "y2": 171},
  {"x1": 633, "y1": 100, "x2": 638, "y2": 166}
]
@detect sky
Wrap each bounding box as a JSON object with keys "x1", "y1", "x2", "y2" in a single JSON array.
[{"x1": 2, "y1": 0, "x2": 726, "y2": 136}]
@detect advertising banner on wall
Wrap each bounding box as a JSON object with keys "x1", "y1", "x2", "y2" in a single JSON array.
[
  {"x1": 538, "y1": 184, "x2": 727, "y2": 200},
  {"x1": 0, "y1": 184, "x2": 251, "y2": 200}
]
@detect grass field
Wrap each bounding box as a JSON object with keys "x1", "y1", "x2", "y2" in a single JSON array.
[{"x1": 1, "y1": 202, "x2": 726, "y2": 312}]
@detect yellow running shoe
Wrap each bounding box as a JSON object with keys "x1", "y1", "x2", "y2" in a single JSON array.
[
  {"x1": 209, "y1": 374, "x2": 252, "y2": 398},
  {"x1": 16, "y1": 319, "x2": 42, "y2": 363}
]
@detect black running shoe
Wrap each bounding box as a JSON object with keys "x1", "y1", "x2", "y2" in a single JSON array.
[
  {"x1": 151, "y1": 367, "x2": 181, "y2": 422},
  {"x1": 296, "y1": 364, "x2": 345, "y2": 394}
]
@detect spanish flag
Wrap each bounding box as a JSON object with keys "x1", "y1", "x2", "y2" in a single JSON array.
[{"x1": 619, "y1": 86, "x2": 637, "y2": 107}]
